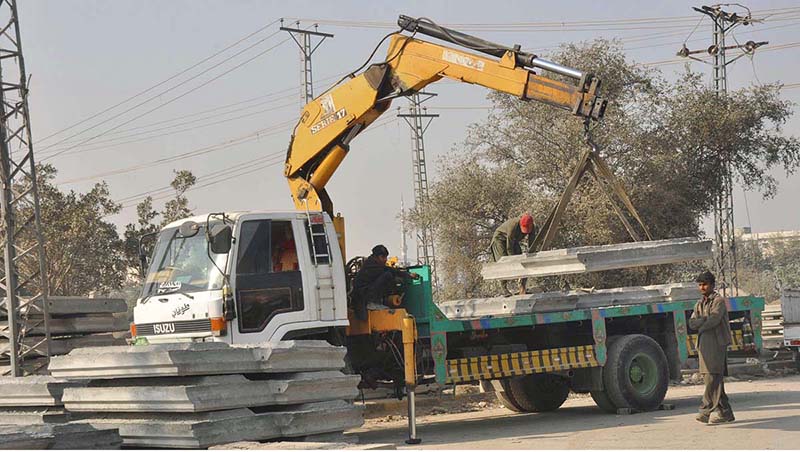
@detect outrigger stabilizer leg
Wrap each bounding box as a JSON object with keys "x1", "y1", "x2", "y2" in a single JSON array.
[{"x1": 402, "y1": 315, "x2": 422, "y2": 445}]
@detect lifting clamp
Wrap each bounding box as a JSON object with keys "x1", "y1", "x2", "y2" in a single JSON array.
[{"x1": 530, "y1": 119, "x2": 653, "y2": 253}]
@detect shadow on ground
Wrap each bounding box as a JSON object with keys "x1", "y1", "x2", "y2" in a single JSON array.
[{"x1": 354, "y1": 387, "x2": 800, "y2": 447}]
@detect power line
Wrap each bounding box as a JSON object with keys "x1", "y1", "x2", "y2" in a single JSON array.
[
  {"x1": 284, "y1": 7, "x2": 800, "y2": 31},
  {"x1": 41, "y1": 34, "x2": 292, "y2": 162},
  {"x1": 114, "y1": 116, "x2": 400, "y2": 211},
  {"x1": 40, "y1": 29, "x2": 286, "y2": 155},
  {"x1": 41, "y1": 71, "x2": 349, "y2": 153},
  {"x1": 43, "y1": 100, "x2": 297, "y2": 159},
  {"x1": 37, "y1": 18, "x2": 282, "y2": 145},
  {"x1": 57, "y1": 119, "x2": 296, "y2": 185}
]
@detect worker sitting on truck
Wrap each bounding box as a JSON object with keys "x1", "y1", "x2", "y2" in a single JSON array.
[
  {"x1": 689, "y1": 270, "x2": 735, "y2": 424},
  {"x1": 490, "y1": 213, "x2": 537, "y2": 297},
  {"x1": 351, "y1": 245, "x2": 420, "y2": 320}
]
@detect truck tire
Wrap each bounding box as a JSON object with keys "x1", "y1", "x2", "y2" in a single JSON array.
[
  {"x1": 603, "y1": 334, "x2": 669, "y2": 412},
  {"x1": 590, "y1": 390, "x2": 617, "y2": 413},
  {"x1": 490, "y1": 380, "x2": 525, "y2": 413},
  {"x1": 504, "y1": 373, "x2": 570, "y2": 412}
]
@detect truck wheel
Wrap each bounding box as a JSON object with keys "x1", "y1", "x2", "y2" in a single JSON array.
[
  {"x1": 590, "y1": 390, "x2": 617, "y2": 413},
  {"x1": 504, "y1": 373, "x2": 570, "y2": 412},
  {"x1": 491, "y1": 380, "x2": 525, "y2": 413},
  {"x1": 604, "y1": 334, "x2": 669, "y2": 412}
]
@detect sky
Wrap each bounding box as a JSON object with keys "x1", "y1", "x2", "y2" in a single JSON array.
[{"x1": 18, "y1": 0, "x2": 800, "y2": 260}]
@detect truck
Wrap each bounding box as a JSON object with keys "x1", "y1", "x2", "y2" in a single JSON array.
[
  {"x1": 131, "y1": 16, "x2": 765, "y2": 443},
  {"x1": 782, "y1": 289, "x2": 800, "y2": 366}
]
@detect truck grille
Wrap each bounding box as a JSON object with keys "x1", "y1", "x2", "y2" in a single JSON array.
[{"x1": 136, "y1": 319, "x2": 211, "y2": 336}]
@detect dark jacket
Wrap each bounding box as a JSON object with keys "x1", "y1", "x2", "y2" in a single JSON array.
[
  {"x1": 490, "y1": 217, "x2": 536, "y2": 260},
  {"x1": 689, "y1": 291, "x2": 732, "y2": 374},
  {"x1": 351, "y1": 256, "x2": 413, "y2": 320}
]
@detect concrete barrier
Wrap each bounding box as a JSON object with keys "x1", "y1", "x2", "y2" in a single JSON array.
[
  {"x1": 49, "y1": 340, "x2": 347, "y2": 379},
  {"x1": 0, "y1": 376, "x2": 84, "y2": 407},
  {"x1": 0, "y1": 423, "x2": 122, "y2": 449},
  {"x1": 76, "y1": 401, "x2": 363, "y2": 449},
  {"x1": 63, "y1": 371, "x2": 360, "y2": 412},
  {"x1": 481, "y1": 237, "x2": 712, "y2": 280},
  {"x1": 440, "y1": 282, "x2": 698, "y2": 320}
]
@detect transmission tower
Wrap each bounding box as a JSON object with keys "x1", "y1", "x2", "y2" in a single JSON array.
[
  {"x1": 0, "y1": 0, "x2": 51, "y2": 376},
  {"x1": 677, "y1": 4, "x2": 767, "y2": 297},
  {"x1": 280, "y1": 20, "x2": 333, "y2": 104},
  {"x1": 398, "y1": 93, "x2": 438, "y2": 285}
]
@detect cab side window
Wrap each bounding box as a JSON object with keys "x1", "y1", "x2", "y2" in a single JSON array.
[{"x1": 235, "y1": 220, "x2": 303, "y2": 333}]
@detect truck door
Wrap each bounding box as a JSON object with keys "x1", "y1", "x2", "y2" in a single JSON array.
[{"x1": 231, "y1": 219, "x2": 304, "y2": 342}]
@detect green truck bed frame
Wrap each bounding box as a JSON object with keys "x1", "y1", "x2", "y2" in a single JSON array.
[{"x1": 405, "y1": 266, "x2": 765, "y2": 385}]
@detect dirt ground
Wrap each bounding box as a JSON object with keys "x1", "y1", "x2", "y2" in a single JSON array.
[{"x1": 350, "y1": 374, "x2": 800, "y2": 449}]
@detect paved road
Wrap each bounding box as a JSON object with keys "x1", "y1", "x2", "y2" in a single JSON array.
[{"x1": 353, "y1": 375, "x2": 800, "y2": 449}]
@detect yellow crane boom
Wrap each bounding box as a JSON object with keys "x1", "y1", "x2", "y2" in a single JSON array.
[{"x1": 284, "y1": 15, "x2": 607, "y2": 257}]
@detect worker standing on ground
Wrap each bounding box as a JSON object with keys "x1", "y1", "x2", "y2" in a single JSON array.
[
  {"x1": 490, "y1": 213, "x2": 537, "y2": 297},
  {"x1": 689, "y1": 270, "x2": 735, "y2": 424}
]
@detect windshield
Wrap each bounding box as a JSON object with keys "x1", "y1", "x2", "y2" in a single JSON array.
[{"x1": 142, "y1": 223, "x2": 226, "y2": 297}]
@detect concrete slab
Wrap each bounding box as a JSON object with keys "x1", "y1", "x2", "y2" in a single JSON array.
[
  {"x1": 481, "y1": 237, "x2": 712, "y2": 280},
  {"x1": 49, "y1": 340, "x2": 347, "y2": 379},
  {"x1": 0, "y1": 334, "x2": 127, "y2": 358},
  {"x1": 210, "y1": 441, "x2": 396, "y2": 450},
  {"x1": 0, "y1": 423, "x2": 122, "y2": 449},
  {"x1": 77, "y1": 400, "x2": 364, "y2": 449},
  {"x1": 0, "y1": 315, "x2": 128, "y2": 335},
  {"x1": 63, "y1": 371, "x2": 360, "y2": 412},
  {"x1": 1, "y1": 297, "x2": 127, "y2": 318},
  {"x1": 0, "y1": 408, "x2": 70, "y2": 424},
  {"x1": 440, "y1": 282, "x2": 699, "y2": 320},
  {"x1": 0, "y1": 376, "x2": 85, "y2": 407}
]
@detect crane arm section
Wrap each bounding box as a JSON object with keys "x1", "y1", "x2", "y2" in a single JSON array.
[{"x1": 284, "y1": 17, "x2": 607, "y2": 254}]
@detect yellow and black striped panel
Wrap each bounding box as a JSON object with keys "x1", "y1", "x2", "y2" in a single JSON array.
[
  {"x1": 445, "y1": 345, "x2": 599, "y2": 384},
  {"x1": 687, "y1": 329, "x2": 746, "y2": 355}
]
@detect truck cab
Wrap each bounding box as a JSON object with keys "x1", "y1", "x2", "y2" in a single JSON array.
[{"x1": 132, "y1": 211, "x2": 349, "y2": 344}]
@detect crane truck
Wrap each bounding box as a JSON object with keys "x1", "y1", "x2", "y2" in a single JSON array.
[{"x1": 131, "y1": 16, "x2": 765, "y2": 444}]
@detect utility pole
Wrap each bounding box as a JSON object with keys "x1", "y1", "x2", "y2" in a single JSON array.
[
  {"x1": 280, "y1": 20, "x2": 333, "y2": 104},
  {"x1": 400, "y1": 196, "x2": 409, "y2": 267},
  {"x1": 677, "y1": 4, "x2": 767, "y2": 297},
  {"x1": 398, "y1": 93, "x2": 438, "y2": 287},
  {"x1": 0, "y1": 0, "x2": 51, "y2": 376}
]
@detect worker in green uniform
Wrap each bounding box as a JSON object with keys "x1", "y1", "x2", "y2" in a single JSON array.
[
  {"x1": 689, "y1": 270, "x2": 735, "y2": 424},
  {"x1": 490, "y1": 213, "x2": 537, "y2": 297}
]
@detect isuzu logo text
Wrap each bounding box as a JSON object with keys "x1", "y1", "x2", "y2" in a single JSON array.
[{"x1": 153, "y1": 323, "x2": 176, "y2": 334}]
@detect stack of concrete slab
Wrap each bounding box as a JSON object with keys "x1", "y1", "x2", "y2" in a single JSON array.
[
  {"x1": 0, "y1": 423, "x2": 122, "y2": 449},
  {"x1": 0, "y1": 376, "x2": 121, "y2": 449},
  {"x1": 440, "y1": 282, "x2": 699, "y2": 320},
  {"x1": 48, "y1": 340, "x2": 363, "y2": 449},
  {"x1": 0, "y1": 376, "x2": 84, "y2": 425},
  {"x1": 481, "y1": 237, "x2": 712, "y2": 281},
  {"x1": 0, "y1": 297, "x2": 129, "y2": 369}
]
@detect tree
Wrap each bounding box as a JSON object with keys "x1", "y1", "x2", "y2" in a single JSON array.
[
  {"x1": 161, "y1": 170, "x2": 197, "y2": 227},
  {"x1": 122, "y1": 170, "x2": 196, "y2": 282},
  {"x1": 738, "y1": 238, "x2": 800, "y2": 302},
  {"x1": 23, "y1": 164, "x2": 126, "y2": 296},
  {"x1": 411, "y1": 40, "x2": 800, "y2": 299}
]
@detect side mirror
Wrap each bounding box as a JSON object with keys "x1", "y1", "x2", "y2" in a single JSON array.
[{"x1": 208, "y1": 224, "x2": 232, "y2": 254}]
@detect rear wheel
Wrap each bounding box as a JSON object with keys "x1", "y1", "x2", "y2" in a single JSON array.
[
  {"x1": 500, "y1": 373, "x2": 570, "y2": 412},
  {"x1": 603, "y1": 334, "x2": 669, "y2": 412},
  {"x1": 488, "y1": 380, "x2": 525, "y2": 412},
  {"x1": 590, "y1": 389, "x2": 617, "y2": 413}
]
